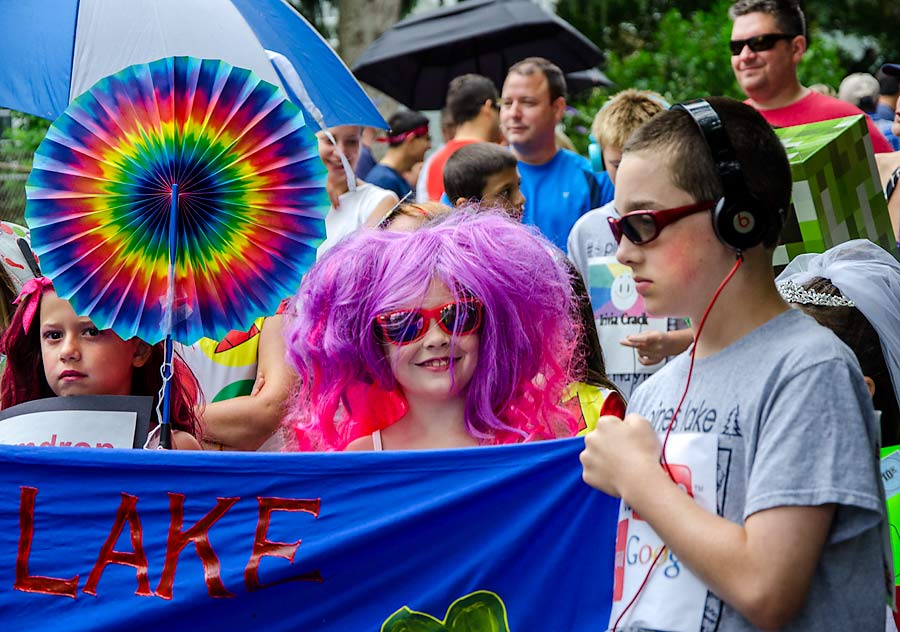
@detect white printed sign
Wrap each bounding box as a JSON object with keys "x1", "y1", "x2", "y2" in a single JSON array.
[
  {"x1": 0, "y1": 395, "x2": 152, "y2": 449},
  {"x1": 609, "y1": 433, "x2": 718, "y2": 631},
  {"x1": 587, "y1": 256, "x2": 668, "y2": 375}
]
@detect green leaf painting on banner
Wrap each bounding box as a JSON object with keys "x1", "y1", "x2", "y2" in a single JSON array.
[{"x1": 382, "y1": 591, "x2": 511, "y2": 632}]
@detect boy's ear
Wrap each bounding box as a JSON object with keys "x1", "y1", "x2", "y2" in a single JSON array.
[
  {"x1": 131, "y1": 340, "x2": 153, "y2": 368},
  {"x1": 863, "y1": 376, "x2": 876, "y2": 399},
  {"x1": 454, "y1": 197, "x2": 468, "y2": 207}
]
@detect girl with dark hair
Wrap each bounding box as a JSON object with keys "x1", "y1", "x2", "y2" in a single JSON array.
[
  {"x1": 284, "y1": 211, "x2": 581, "y2": 451},
  {"x1": 1, "y1": 278, "x2": 202, "y2": 449},
  {"x1": 777, "y1": 239, "x2": 900, "y2": 445}
]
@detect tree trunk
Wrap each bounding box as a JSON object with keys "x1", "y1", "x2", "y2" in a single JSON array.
[{"x1": 337, "y1": 0, "x2": 402, "y2": 67}]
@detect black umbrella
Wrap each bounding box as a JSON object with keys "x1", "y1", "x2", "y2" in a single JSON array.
[
  {"x1": 352, "y1": 0, "x2": 603, "y2": 110},
  {"x1": 566, "y1": 67, "x2": 615, "y2": 96}
]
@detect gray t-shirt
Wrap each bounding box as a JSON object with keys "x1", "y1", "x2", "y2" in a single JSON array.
[{"x1": 627, "y1": 308, "x2": 887, "y2": 631}]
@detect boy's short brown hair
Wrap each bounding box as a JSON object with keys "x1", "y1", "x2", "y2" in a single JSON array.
[
  {"x1": 591, "y1": 89, "x2": 668, "y2": 151},
  {"x1": 443, "y1": 143, "x2": 518, "y2": 202},
  {"x1": 623, "y1": 96, "x2": 791, "y2": 248},
  {"x1": 446, "y1": 74, "x2": 499, "y2": 125}
]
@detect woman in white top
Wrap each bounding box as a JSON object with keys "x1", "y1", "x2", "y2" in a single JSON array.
[{"x1": 316, "y1": 125, "x2": 398, "y2": 256}]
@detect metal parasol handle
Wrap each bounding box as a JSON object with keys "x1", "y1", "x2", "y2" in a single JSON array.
[{"x1": 158, "y1": 184, "x2": 178, "y2": 450}]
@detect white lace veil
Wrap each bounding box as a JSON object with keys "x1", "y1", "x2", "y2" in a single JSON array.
[{"x1": 776, "y1": 239, "x2": 900, "y2": 412}]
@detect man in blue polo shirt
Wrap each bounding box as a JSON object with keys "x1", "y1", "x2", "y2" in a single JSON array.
[{"x1": 500, "y1": 57, "x2": 613, "y2": 250}]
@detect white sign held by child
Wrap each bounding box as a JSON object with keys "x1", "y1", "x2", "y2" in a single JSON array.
[
  {"x1": 609, "y1": 432, "x2": 718, "y2": 632},
  {"x1": 588, "y1": 255, "x2": 669, "y2": 375},
  {"x1": 0, "y1": 395, "x2": 152, "y2": 449}
]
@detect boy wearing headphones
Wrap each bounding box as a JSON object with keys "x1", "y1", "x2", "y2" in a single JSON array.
[{"x1": 580, "y1": 97, "x2": 888, "y2": 630}]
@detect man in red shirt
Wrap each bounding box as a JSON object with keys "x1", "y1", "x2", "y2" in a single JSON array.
[
  {"x1": 729, "y1": 0, "x2": 892, "y2": 153},
  {"x1": 417, "y1": 74, "x2": 502, "y2": 202}
]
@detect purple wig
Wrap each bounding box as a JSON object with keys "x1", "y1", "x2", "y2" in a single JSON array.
[{"x1": 284, "y1": 211, "x2": 581, "y2": 451}]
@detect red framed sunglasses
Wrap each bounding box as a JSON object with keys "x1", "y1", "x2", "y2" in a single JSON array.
[
  {"x1": 375, "y1": 298, "x2": 484, "y2": 345},
  {"x1": 607, "y1": 201, "x2": 716, "y2": 245}
]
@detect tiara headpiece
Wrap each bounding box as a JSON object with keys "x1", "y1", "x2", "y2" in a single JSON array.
[{"x1": 777, "y1": 280, "x2": 855, "y2": 307}]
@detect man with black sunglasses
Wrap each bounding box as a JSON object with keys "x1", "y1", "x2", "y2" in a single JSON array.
[{"x1": 729, "y1": 0, "x2": 893, "y2": 153}]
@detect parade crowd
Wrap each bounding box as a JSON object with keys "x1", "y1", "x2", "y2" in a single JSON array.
[{"x1": 2, "y1": 0, "x2": 900, "y2": 629}]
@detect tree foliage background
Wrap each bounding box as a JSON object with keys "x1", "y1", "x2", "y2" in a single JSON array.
[
  {"x1": 0, "y1": 117, "x2": 48, "y2": 224},
  {"x1": 557, "y1": 0, "x2": 900, "y2": 64},
  {"x1": 2, "y1": 0, "x2": 897, "y2": 222},
  {"x1": 557, "y1": 0, "x2": 857, "y2": 154}
]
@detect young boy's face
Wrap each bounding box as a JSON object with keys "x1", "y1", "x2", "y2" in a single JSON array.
[
  {"x1": 480, "y1": 166, "x2": 525, "y2": 220},
  {"x1": 613, "y1": 151, "x2": 732, "y2": 318}
]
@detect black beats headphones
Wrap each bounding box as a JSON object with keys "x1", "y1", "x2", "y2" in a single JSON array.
[{"x1": 671, "y1": 99, "x2": 777, "y2": 251}]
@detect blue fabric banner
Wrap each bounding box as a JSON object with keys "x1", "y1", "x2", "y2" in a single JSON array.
[{"x1": 0, "y1": 438, "x2": 617, "y2": 631}]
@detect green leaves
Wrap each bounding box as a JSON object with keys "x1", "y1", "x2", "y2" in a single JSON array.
[
  {"x1": 0, "y1": 112, "x2": 48, "y2": 224},
  {"x1": 562, "y1": 0, "x2": 848, "y2": 156},
  {"x1": 381, "y1": 591, "x2": 511, "y2": 632}
]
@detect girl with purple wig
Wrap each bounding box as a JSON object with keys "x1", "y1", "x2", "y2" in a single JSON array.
[{"x1": 284, "y1": 211, "x2": 581, "y2": 451}]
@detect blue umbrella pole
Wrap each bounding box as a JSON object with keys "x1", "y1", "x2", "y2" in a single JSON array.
[{"x1": 159, "y1": 184, "x2": 179, "y2": 450}]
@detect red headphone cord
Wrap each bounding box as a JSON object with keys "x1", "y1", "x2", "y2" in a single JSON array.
[{"x1": 612, "y1": 255, "x2": 744, "y2": 631}]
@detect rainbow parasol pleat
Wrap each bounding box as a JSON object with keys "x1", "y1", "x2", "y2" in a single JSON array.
[{"x1": 25, "y1": 56, "x2": 328, "y2": 345}]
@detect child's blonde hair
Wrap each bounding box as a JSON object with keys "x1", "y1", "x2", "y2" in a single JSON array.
[{"x1": 591, "y1": 89, "x2": 668, "y2": 151}]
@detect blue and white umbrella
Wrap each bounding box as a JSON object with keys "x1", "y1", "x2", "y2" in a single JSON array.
[{"x1": 0, "y1": 0, "x2": 385, "y2": 132}]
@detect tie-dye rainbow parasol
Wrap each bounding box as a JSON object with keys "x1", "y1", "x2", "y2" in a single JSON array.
[
  {"x1": 25, "y1": 56, "x2": 328, "y2": 347},
  {"x1": 25, "y1": 56, "x2": 328, "y2": 447}
]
